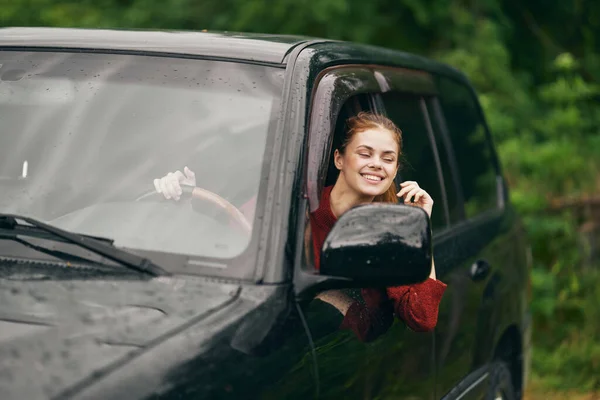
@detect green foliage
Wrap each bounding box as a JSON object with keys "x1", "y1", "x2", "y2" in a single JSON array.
[
  {"x1": 2, "y1": 0, "x2": 600, "y2": 393},
  {"x1": 430, "y1": 14, "x2": 600, "y2": 392},
  {"x1": 530, "y1": 270, "x2": 600, "y2": 391}
]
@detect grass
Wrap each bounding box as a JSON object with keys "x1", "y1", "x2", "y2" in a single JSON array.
[{"x1": 525, "y1": 378, "x2": 600, "y2": 400}]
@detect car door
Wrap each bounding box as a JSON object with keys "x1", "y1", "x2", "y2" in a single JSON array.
[
  {"x1": 294, "y1": 65, "x2": 437, "y2": 400},
  {"x1": 427, "y1": 76, "x2": 511, "y2": 400}
]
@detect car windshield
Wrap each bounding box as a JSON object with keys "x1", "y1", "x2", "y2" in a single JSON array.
[{"x1": 0, "y1": 50, "x2": 283, "y2": 274}]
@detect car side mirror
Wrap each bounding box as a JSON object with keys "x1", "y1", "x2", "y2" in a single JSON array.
[{"x1": 320, "y1": 203, "x2": 432, "y2": 286}]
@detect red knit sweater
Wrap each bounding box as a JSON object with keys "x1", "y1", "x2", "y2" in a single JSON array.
[{"x1": 310, "y1": 186, "x2": 447, "y2": 340}]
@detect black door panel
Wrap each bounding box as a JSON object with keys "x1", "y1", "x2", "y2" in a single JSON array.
[{"x1": 431, "y1": 75, "x2": 508, "y2": 399}]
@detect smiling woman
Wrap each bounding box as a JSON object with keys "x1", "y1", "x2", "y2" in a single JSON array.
[
  {"x1": 309, "y1": 111, "x2": 447, "y2": 340},
  {"x1": 331, "y1": 112, "x2": 404, "y2": 205}
]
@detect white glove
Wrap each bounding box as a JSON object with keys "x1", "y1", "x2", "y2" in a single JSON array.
[{"x1": 153, "y1": 166, "x2": 196, "y2": 201}]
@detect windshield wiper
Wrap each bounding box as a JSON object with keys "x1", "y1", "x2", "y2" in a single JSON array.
[{"x1": 0, "y1": 214, "x2": 169, "y2": 276}]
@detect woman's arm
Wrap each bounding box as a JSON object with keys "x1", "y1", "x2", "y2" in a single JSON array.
[
  {"x1": 316, "y1": 288, "x2": 394, "y2": 343},
  {"x1": 393, "y1": 181, "x2": 446, "y2": 331},
  {"x1": 384, "y1": 254, "x2": 445, "y2": 332},
  {"x1": 429, "y1": 258, "x2": 437, "y2": 280},
  {"x1": 315, "y1": 290, "x2": 355, "y2": 315},
  {"x1": 386, "y1": 276, "x2": 447, "y2": 332}
]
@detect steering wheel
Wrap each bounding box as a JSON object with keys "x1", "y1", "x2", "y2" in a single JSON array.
[{"x1": 135, "y1": 186, "x2": 252, "y2": 234}]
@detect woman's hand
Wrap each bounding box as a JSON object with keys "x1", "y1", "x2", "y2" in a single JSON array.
[
  {"x1": 397, "y1": 181, "x2": 434, "y2": 218},
  {"x1": 153, "y1": 166, "x2": 196, "y2": 201},
  {"x1": 316, "y1": 290, "x2": 355, "y2": 315}
]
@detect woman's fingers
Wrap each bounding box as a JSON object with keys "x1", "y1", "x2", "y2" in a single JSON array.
[
  {"x1": 399, "y1": 181, "x2": 417, "y2": 188},
  {"x1": 398, "y1": 184, "x2": 420, "y2": 202},
  {"x1": 405, "y1": 187, "x2": 421, "y2": 203},
  {"x1": 397, "y1": 182, "x2": 433, "y2": 205},
  {"x1": 414, "y1": 190, "x2": 424, "y2": 203},
  {"x1": 397, "y1": 181, "x2": 421, "y2": 197},
  {"x1": 158, "y1": 177, "x2": 171, "y2": 199},
  {"x1": 164, "y1": 173, "x2": 183, "y2": 201},
  {"x1": 170, "y1": 176, "x2": 183, "y2": 201},
  {"x1": 396, "y1": 183, "x2": 435, "y2": 217},
  {"x1": 397, "y1": 187, "x2": 409, "y2": 198},
  {"x1": 397, "y1": 183, "x2": 417, "y2": 197},
  {"x1": 165, "y1": 173, "x2": 177, "y2": 200},
  {"x1": 183, "y1": 166, "x2": 196, "y2": 186}
]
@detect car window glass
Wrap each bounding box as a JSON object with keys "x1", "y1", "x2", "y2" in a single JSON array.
[
  {"x1": 436, "y1": 77, "x2": 498, "y2": 218},
  {"x1": 0, "y1": 51, "x2": 283, "y2": 269},
  {"x1": 381, "y1": 92, "x2": 447, "y2": 231},
  {"x1": 426, "y1": 97, "x2": 463, "y2": 225}
]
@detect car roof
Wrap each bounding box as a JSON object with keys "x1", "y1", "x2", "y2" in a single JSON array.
[
  {"x1": 0, "y1": 27, "x2": 312, "y2": 65},
  {"x1": 0, "y1": 27, "x2": 466, "y2": 82}
]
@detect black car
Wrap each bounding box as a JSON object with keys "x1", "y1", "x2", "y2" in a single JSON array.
[{"x1": 0, "y1": 28, "x2": 531, "y2": 400}]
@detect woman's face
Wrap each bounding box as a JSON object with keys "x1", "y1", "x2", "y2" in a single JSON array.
[{"x1": 334, "y1": 127, "x2": 399, "y2": 198}]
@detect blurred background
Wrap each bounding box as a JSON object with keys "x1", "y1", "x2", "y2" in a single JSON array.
[{"x1": 1, "y1": 1, "x2": 599, "y2": 398}]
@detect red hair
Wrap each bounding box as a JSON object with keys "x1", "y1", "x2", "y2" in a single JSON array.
[{"x1": 337, "y1": 111, "x2": 403, "y2": 203}]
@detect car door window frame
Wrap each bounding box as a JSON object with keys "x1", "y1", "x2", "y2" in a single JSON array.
[{"x1": 294, "y1": 64, "x2": 458, "y2": 291}]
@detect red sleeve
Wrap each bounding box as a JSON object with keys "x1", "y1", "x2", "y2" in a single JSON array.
[
  {"x1": 339, "y1": 288, "x2": 393, "y2": 343},
  {"x1": 386, "y1": 278, "x2": 447, "y2": 332}
]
